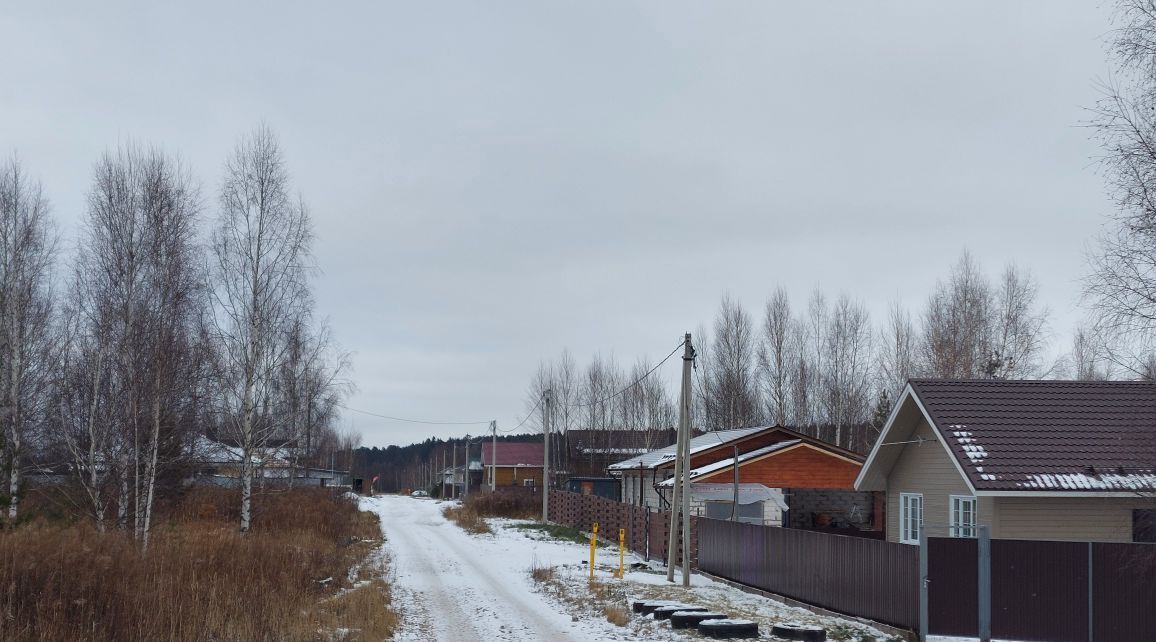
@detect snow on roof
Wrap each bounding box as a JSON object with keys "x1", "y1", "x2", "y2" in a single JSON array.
[
  {"x1": 909, "y1": 379, "x2": 1156, "y2": 492},
  {"x1": 1018, "y1": 472, "x2": 1156, "y2": 491},
  {"x1": 607, "y1": 426, "x2": 769, "y2": 471},
  {"x1": 674, "y1": 439, "x2": 800, "y2": 481}
]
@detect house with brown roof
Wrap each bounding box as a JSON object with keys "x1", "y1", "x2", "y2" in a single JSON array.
[
  {"x1": 481, "y1": 441, "x2": 544, "y2": 489},
  {"x1": 610, "y1": 425, "x2": 878, "y2": 530},
  {"x1": 855, "y1": 379, "x2": 1156, "y2": 544}
]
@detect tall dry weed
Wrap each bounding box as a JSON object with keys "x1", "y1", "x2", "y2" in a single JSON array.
[{"x1": 0, "y1": 487, "x2": 394, "y2": 642}]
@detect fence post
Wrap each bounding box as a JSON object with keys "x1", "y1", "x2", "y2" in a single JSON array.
[
  {"x1": 919, "y1": 529, "x2": 928, "y2": 642},
  {"x1": 645, "y1": 509, "x2": 650, "y2": 561},
  {"x1": 1087, "y1": 541, "x2": 1094, "y2": 642},
  {"x1": 978, "y1": 526, "x2": 991, "y2": 642}
]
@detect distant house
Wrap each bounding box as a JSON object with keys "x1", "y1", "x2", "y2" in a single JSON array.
[
  {"x1": 855, "y1": 379, "x2": 1156, "y2": 544},
  {"x1": 191, "y1": 434, "x2": 350, "y2": 488},
  {"x1": 563, "y1": 428, "x2": 677, "y2": 477},
  {"x1": 610, "y1": 425, "x2": 877, "y2": 530},
  {"x1": 481, "y1": 442, "x2": 544, "y2": 489}
]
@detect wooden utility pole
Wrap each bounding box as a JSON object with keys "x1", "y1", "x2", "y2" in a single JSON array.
[
  {"x1": 679, "y1": 334, "x2": 694, "y2": 586},
  {"x1": 542, "y1": 389, "x2": 552, "y2": 522},
  {"x1": 667, "y1": 333, "x2": 693, "y2": 584},
  {"x1": 455, "y1": 439, "x2": 464, "y2": 499},
  {"x1": 451, "y1": 442, "x2": 457, "y2": 499},
  {"x1": 490, "y1": 421, "x2": 497, "y2": 491}
]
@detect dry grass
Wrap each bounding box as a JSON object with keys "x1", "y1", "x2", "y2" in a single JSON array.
[
  {"x1": 442, "y1": 504, "x2": 492, "y2": 534},
  {"x1": 464, "y1": 492, "x2": 539, "y2": 519},
  {"x1": 529, "y1": 558, "x2": 557, "y2": 583},
  {"x1": 603, "y1": 605, "x2": 631, "y2": 627},
  {"x1": 0, "y1": 487, "x2": 397, "y2": 642}
]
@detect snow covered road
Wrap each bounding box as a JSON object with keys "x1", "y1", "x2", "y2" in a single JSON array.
[
  {"x1": 361, "y1": 495, "x2": 615, "y2": 642},
  {"x1": 361, "y1": 494, "x2": 899, "y2": 642}
]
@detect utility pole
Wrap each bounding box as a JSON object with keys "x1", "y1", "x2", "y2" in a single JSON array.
[
  {"x1": 451, "y1": 441, "x2": 457, "y2": 499},
  {"x1": 463, "y1": 436, "x2": 470, "y2": 499},
  {"x1": 680, "y1": 334, "x2": 694, "y2": 586},
  {"x1": 490, "y1": 421, "x2": 497, "y2": 491},
  {"x1": 667, "y1": 333, "x2": 693, "y2": 584},
  {"x1": 542, "y1": 389, "x2": 552, "y2": 522}
]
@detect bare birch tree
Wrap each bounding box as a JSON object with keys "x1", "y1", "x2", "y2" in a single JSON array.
[
  {"x1": 701, "y1": 294, "x2": 761, "y2": 430},
  {"x1": 922, "y1": 252, "x2": 994, "y2": 378},
  {"x1": 136, "y1": 151, "x2": 201, "y2": 546},
  {"x1": 989, "y1": 264, "x2": 1048, "y2": 378},
  {"x1": 209, "y1": 125, "x2": 312, "y2": 533},
  {"x1": 820, "y1": 294, "x2": 872, "y2": 448},
  {"x1": 1084, "y1": 1, "x2": 1156, "y2": 372},
  {"x1": 0, "y1": 158, "x2": 56, "y2": 523},
  {"x1": 758, "y1": 287, "x2": 793, "y2": 425},
  {"x1": 877, "y1": 300, "x2": 918, "y2": 400}
]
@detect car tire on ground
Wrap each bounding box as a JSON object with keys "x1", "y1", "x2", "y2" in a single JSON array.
[
  {"x1": 634, "y1": 600, "x2": 677, "y2": 615},
  {"x1": 653, "y1": 605, "x2": 704, "y2": 620},
  {"x1": 669, "y1": 611, "x2": 728, "y2": 629},
  {"x1": 770, "y1": 623, "x2": 827, "y2": 641},
  {"x1": 697, "y1": 618, "x2": 759, "y2": 639}
]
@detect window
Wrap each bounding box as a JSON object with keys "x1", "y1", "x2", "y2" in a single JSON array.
[
  {"x1": 950, "y1": 496, "x2": 977, "y2": 538},
  {"x1": 523, "y1": 478, "x2": 535, "y2": 487},
  {"x1": 900, "y1": 493, "x2": 923, "y2": 544}
]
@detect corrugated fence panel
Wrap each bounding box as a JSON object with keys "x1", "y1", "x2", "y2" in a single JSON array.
[
  {"x1": 1093, "y1": 542, "x2": 1156, "y2": 642},
  {"x1": 697, "y1": 517, "x2": 919, "y2": 630},
  {"x1": 927, "y1": 537, "x2": 978, "y2": 637},
  {"x1": 991, "y1": 539, "x2": 1086, "y2": 642}
]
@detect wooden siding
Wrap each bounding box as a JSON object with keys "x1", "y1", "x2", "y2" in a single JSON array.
[
  {"x1": 695, "y1": 443, "x2": 861, "y2": 489},
  {"x1": 885, "y1": 418, "x2": 990, "y2": 542},
  {"x1": 491, "y1": 466, "x2": 543, "y2": 488}
]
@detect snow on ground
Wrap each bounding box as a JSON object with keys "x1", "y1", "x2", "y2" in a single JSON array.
[{"x1": 361, "y1": 494, "x2": 902, "y2": 641}]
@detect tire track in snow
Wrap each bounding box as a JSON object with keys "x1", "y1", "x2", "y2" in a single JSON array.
[{"x1": 368, "y1": 496, "x2": 583, "y2": 642}]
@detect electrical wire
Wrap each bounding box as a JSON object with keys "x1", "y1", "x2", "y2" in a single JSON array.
[
  {"x1": 562, "y1": 338, "x2": 687, "y2": 409},
  {"x1": 339, "y1": 404, "x2": 491, "y2": 426},
  {"x1": 498, "y1": 394, "x2": 544, "y2": 433}
]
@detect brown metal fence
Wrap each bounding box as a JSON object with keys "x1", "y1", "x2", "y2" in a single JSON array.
[
  {"x1": 696, "y1": 517, "x2": 920, "y2": 630},
  {"x1": 927, "y1": 537, "x2": 1156, "y2": 642}
]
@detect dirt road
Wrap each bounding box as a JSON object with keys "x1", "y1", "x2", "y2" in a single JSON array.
[{"x1": 362, "y1": 495, "x2": 597, "y2": 642}]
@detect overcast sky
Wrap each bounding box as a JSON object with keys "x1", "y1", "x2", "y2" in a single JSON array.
[{"x1": 0, "y1": 2, "x2": 1120, "y2": 448}]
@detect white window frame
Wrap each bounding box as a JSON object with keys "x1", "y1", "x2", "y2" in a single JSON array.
[
  {"x1": 899, "y1": 493, "x2": 923, "y2": 544},
  {"x1": 523, "y1": 478, "x2": 535, "y2": 487},
  {"x1": 949, "y1": 495, "x2": 977, "y2": 538}
]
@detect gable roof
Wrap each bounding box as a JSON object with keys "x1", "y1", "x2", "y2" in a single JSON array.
[
  {"x1": 655, "y1": 440, "x2": 801, "y2": 485},
  {"x1": 606, "y1": 426, "x2": 768, "y2": 471},
  {"x1": 607, "y1": 424, "x2": 861, "y2": 472},
  {"x1": 857, "y1": 379, "x2": 1156, "y2": 495},
  {"x1": 481, "y1": 442, "x2": 543, "y2": 467}
]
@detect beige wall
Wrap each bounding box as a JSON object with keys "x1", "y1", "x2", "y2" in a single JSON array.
[
  {"x1": 885, "y1": 418, "x2": 993, "y2": 542},
  {"x1": 994, "y1": 497, "x2": 1150, "y2": 542},
  {"x1": 885, "y1": 418, "x2": 1155, "y2": 543}
]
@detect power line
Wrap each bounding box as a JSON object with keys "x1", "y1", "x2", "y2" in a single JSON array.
[
  {"x1": 499, "y1": 395, "x2": 544, "y2": 432},
  {"x1": 562, "y1": 338, "x2": 687, "y2": 409},
  {"x1": 340, "y1": 404, "x2": 491, "y2": 426}
]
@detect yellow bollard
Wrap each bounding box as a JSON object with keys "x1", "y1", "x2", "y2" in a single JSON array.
[
  {"x1": 589, "y1": 522, "x2": 599, "y2": 579},
  {"x1": 617, "y1": 528, "x2": 626, "y2": 579}
]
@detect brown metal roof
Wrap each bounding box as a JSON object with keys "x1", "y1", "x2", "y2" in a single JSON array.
[
  {"x1": 481, "y1": 442, "x2": 543, "y2": 467},
  {"x1": 909, "y1": 379, "x2": 1156, "y2": 492}
]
